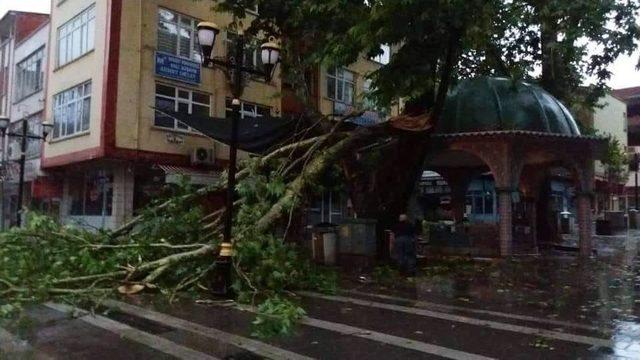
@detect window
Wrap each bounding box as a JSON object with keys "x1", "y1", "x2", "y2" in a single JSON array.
[
  {"x1": 157, "y1": 8, "x2": 201, "y2": 62},
  {"x1": 69, "y1": 170, "x2": 113, "y2": 216},
  {"x1": 155, "y1": 83, "x2": 210, "y2": 130},
  {"x1": 225, "y1": 33, "x2": 263, "y2": 72},
  {"x1": 370, "y1": 44, "x2": 390, "y2": 65},
  {"x1": 57, "y1": 4, "x2": 96, "y2": 67},
  {"x1": 308, "y1": 191, "x2": 346, "y2": 224},
  {"x1": 466, "y1": 191, "x2": 494, "y2": 215},
  {"x1": 15, "y1": 47, "x2": 44, "y2": 100},
  {"x1": 0, "y1": 42, "x2": 9, "y2": 116},
  {"x1": 225, "y1": 98, "x2": 270, "y2": 120},
  {"x1": 53, "y1": 81, "x2": 92, "y2": 139},
  {"x1": 326, "y1": 67, "x2": 355, "y2": 105}
]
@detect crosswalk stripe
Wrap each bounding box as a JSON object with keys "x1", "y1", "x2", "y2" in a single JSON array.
[
  {"x1": 102, "y1": 299, "x2": 315, "y2": 360},
  {"x1": 1, "y1": 326, "x2": 54, "y2": 359},
  {"x1": 299, "y1": 292, "x2": 614, "y2": 348},
  {"x1": 303, "y1": 316, "x2": 496, "y2": 360},
  {"x1": 236, "y1": 304, "x2": 496, "y2": 360},
  {"x1": 343, "y1": 289, "x2": 601, "y2": 332},
  {"x1": 44, "y1": 302, "x2": 219, "y2": 360}
]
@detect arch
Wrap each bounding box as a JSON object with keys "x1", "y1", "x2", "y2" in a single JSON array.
[
  {"x1": 422, "y1": 149, "x2": 494, "y2": 224},
  {"x1": 421, "y1": 144, "x2": 520, "y2": 256}
]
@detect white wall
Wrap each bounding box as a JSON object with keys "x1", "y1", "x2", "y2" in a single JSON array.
[
  {"x1": 10, "y1": 22, "x2": 48, "y2": 121},
  {"x1": 594, "y1": 94, "x2": 628, "y2": 179},
  {"x1": 9, "y1": 22, "x2": 49, "y2": 182}
]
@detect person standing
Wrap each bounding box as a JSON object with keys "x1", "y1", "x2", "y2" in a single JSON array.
[{"x1": 393, "y1": 214, "x2": 417, "y2": 276}]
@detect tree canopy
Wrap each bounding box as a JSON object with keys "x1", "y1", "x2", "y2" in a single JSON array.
[{"x1": 219, "y1": 0, "x2": 640, "y2": 113}]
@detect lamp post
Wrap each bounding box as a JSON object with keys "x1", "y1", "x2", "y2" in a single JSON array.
[
  {"x1": 196, "y1": 22, "x2": 280, "y2": 294},
  {"x1": 0, "y1": 116, "x2": 9, "y2": 230},
  {"x1": 0, "y1": 117, "x2": 53, "y2": 227},
  {"x1": 634, "y1": 153, "x2": 639, "y2": 210}
]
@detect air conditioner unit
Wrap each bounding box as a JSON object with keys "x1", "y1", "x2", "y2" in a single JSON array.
[{"x1": 191, "y1": 147, "x2": 215, "y2": 165}]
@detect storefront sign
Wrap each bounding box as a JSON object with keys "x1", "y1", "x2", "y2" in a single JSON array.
[
  {"x1": 166, "y1": 133, "x2": 185, "y2": 144},
  {"x1": 155, "y1": 52, "x2": 201, "y2": 85}
]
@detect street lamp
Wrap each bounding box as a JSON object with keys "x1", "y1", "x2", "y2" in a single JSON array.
[
  {"x1": 0, "y1": 116, "x2": 8, "y2": 231},
  {"x1": 196, "y1": 22, "x2": 280, "y2": 294},
  {"x1": 42, "y1": 123, "x2": 54, "y2": 140},
  {"x1": 0, "y1": 118, "x2": 53, "y2": 227},
  {"x1": 0, "y1": 117, "x2": 9, "y2": 132}
]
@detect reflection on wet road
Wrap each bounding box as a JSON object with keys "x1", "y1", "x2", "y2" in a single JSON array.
[{"x1": 2, "y1": 231, "x2": 640, "y2": 359}]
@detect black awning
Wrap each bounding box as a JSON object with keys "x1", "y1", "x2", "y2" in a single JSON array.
[{"x1": 153, "y1": 107, "x2": 296, "y2": 153}]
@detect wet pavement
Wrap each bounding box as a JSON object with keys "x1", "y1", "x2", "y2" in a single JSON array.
[{"x1": 2, "y1": 231, "x2": 640, "y2": 359}]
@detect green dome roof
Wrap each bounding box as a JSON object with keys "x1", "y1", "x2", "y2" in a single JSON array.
[{"x1": 436, "y1": 77, "x2": 580, "y2": 136}]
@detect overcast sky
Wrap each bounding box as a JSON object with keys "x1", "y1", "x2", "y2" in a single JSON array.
[{"x1": 1, "y1": 0, "x2": 638, "y2": 89}]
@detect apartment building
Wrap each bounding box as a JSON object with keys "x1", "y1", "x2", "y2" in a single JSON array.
[
  {"x1": 41, "y1": 0, "x2": 283, "y2": 229},
  {"x1": 282, "y1": 45, "x2": 393, "y2": 120},
  {"x1": 280, "y1": 46, "x2": 393, "y2": 224},
  {"x1": 612, "y1": 86, "x2": 640, "y2": 210},
  {"x1": 0, "y1": 11, "x2": 50, "y2": 227},
  {"x1": 614, "y1": 86, "x2": 640, "y2": 146},
  {"x1": 591, "y1": 94, "x2": 631, "y2": 212},
  {"x1": 0, "y1": 11, "x2": 49, "y2": 117}
]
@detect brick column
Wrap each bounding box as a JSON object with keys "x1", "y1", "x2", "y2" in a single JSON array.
[
  {"x1": 497, "y1": 188, "x2": 513, "y2": 256},
  {"x1": 529, "y1": 200, "x2": 538, "y2": 252},
  {"x1": 576, "y1": 192, "x2": 593, "y2": 257},
  {"x1": 112, "y1": 165, "x2": 135, "y2": 228},
  {"x1": 439, "y1": 169, "x2": 475, "y2": 224},
  {"x1": 60, "y1": 176, "x2": 71, "y2": 223},
  {"x1": 450, "y1": 185, "x2": 468, "y2": 224}
]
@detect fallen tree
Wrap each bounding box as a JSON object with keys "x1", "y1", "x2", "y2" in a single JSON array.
[
  {"x1": 0, "y1": 123, "x2": 382, "y2": 337},
  {"x1": 2, "y1": 0, "x2": 637, "y2": 340}
]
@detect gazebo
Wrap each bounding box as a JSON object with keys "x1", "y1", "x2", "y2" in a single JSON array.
[{"x1": 423, "y1": 77, "x2": 605, "y2": 257}]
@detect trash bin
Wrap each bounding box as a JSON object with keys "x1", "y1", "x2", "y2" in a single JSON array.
[
  {"x1": 629, "y1": 209, "x2": 639, "y2": 229},
  {"x1": 596, "y1": 219, "x2": 612, "y2": 235},
  {"x1": 605, "y1": 211, "x2": 625, "y2": 232},
  {"x1": 312, "y1": 223, "x2": 337, "y2": 265},
  {"x1": 338, "y1": 218, "x2": 377, "y2": 256},
  {"x1": 560, "y1": 211, "x2": 571, "y2": 234}
]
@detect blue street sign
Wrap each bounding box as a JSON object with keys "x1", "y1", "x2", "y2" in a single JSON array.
[{"x1": 155, "y1": 52, "x2": 201, "y2": 85}]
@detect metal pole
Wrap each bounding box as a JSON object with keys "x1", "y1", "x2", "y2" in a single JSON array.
[
  {"x1": 222, "y1": 34, "x2": 244, "y2": 246},
  {"x1": 100, "y1": 170, "x2": 107, "y2": 229},
  {"x1": 0, "y1": 128, "x2": 5, "y2": 231},
  {"x1": 635, "y1": 153, "x2": 638, "y2": 210},
  {"x1": 212, "y1": 33, "x2": 245, "y2": 296},
  {"x1": 16, "y1": 119, "x2": 27, "y2": 227}
]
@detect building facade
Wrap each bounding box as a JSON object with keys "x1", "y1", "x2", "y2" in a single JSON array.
[
  {"x1": 0, "y1": 11, "x2": 50, "y2": 228},
  {"x1": 614, "y1": 86, "x2": 640, "y2": 146},
  {"x1": 590, "y1": 93, "x2": 629, "y2": 212},
  {"x1": 281, "y1": 50, "x2": 393, "y2": 226},
  {"x1": 613, "y1": 86, "x2": 640, "y2": 210},
  {"x1": 0, "y1": 3, "x2": 391, "y2": 231},
  {"x1": 41, "y1": 0, "x2": 284, "y2": 229}
]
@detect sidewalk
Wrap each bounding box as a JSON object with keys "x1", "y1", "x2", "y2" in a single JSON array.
[{"x1": 2, "y1": 233, "x2": 640, "y2": 359}]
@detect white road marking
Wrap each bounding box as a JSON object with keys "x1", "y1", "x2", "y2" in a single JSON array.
[
  {"x1": 344, "y1": 289, "x2": 601, "y2": 332},
  {"x1": 236, "y1": 304, "x2": 496, "y2": 360},
  {"x1": 44, "y1": 302, "x2": 219, "y2": 360},
  {"x1": 1, "y1": 326, "x2": 53, "y2": 359},
  {"x1": 102, "y1": 299, "x2": 314, "y2": 360},
  {"x1": 299, "y1": 292, "x2": 615, "y2": 348}
]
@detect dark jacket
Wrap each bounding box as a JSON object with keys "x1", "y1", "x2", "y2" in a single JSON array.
[{"x1": 394, "y1": 221, "x2": 416, "y2": 238}]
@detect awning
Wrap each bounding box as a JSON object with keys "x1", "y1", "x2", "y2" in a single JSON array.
[
  {"x1": 32, "y1": 177, "x2": 63, "y2": 199},
  {"x1": 346, "y1": 110, "x2": 384, "y2": 127},
  {"x1": 153, "y1": 107, "x2": 296, "y2": 154},
  {"x1": 158, "y1": 165, "x2": 220, "y2": 186}
]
